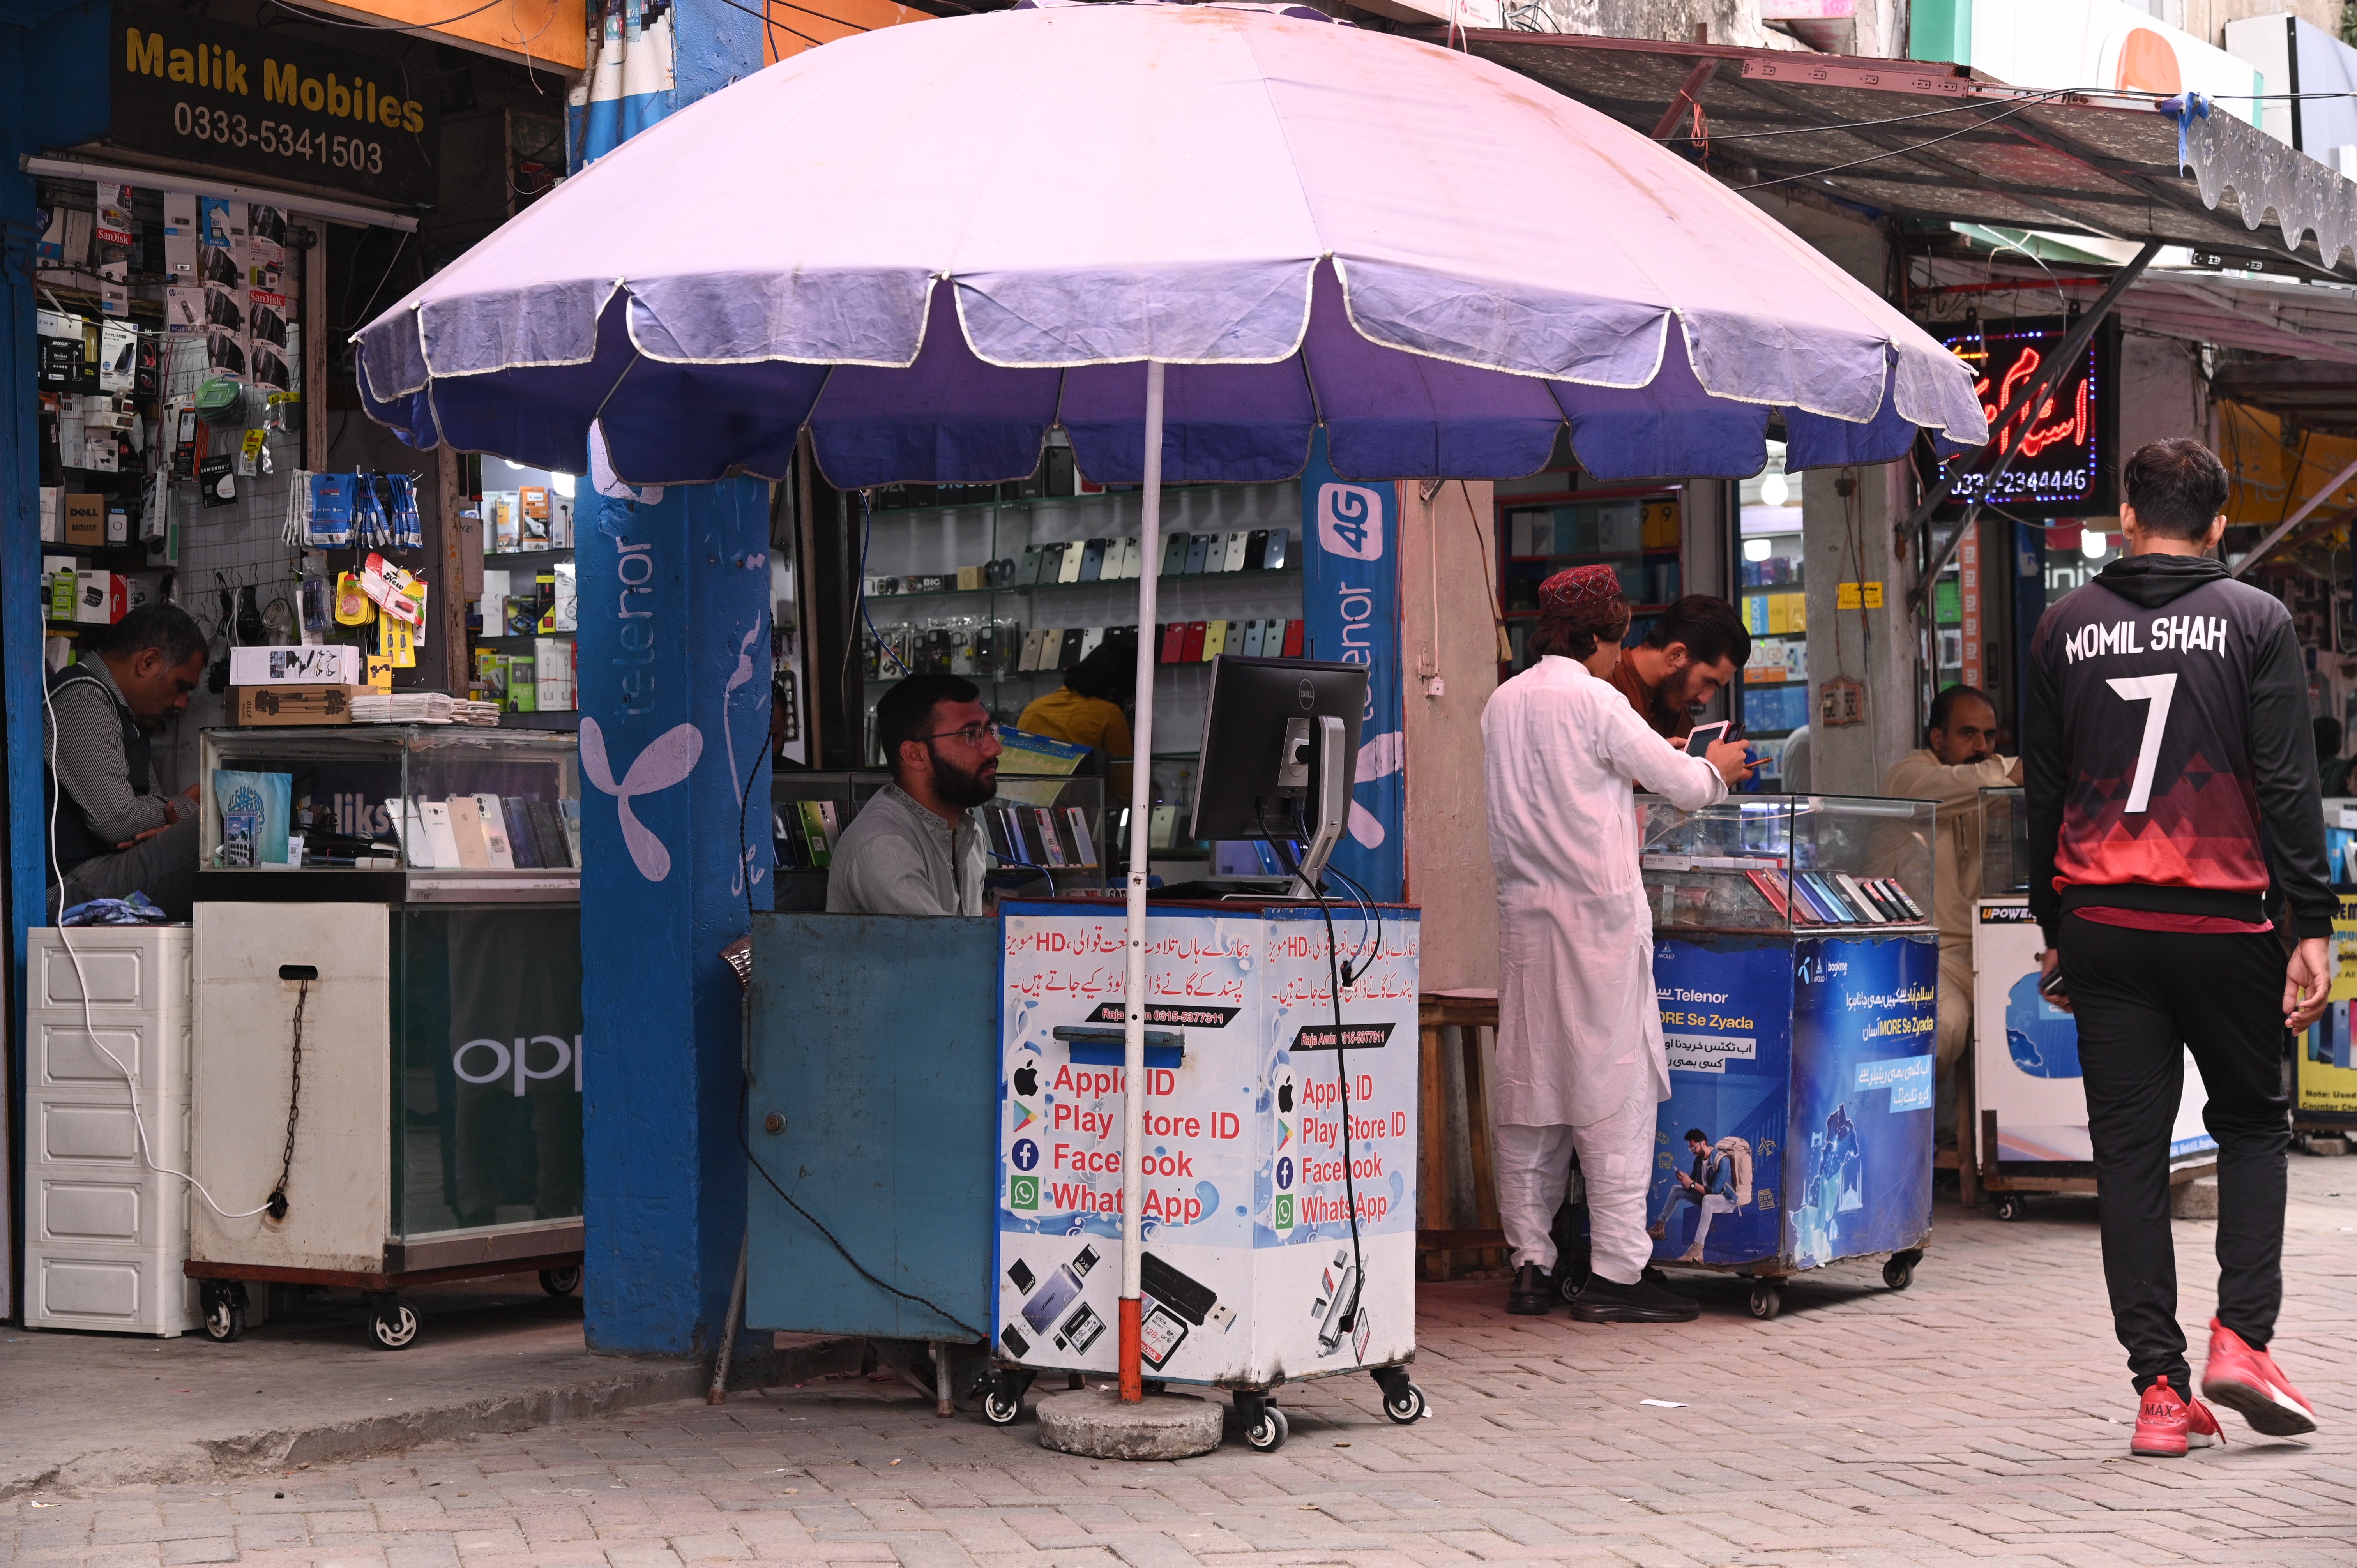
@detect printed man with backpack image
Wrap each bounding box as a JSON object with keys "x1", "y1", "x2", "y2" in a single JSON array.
[{"x1": 1648, "y1": 1128, "x2": 1752, "y2": 1261}]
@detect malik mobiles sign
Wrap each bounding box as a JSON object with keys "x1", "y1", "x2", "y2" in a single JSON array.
[
  {"x1": 1924, "y1": 314, "x2": 2120, "y2": 519},
  {"x1": 110, "y1": 1, "x2": 439, "y2": 208}
]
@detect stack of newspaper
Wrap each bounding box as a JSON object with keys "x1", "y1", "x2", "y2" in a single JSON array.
[{"x1": 350, "y1": 692, "x2": 504, "y2": 726}]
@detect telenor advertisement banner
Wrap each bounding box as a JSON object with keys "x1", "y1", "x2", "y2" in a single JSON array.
[{"x1": 1299, "y1": 433, "x2": 1405, "y2": 900}]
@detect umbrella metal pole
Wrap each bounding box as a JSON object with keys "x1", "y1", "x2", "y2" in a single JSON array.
[{"x1": 1120, "y1": 358, "x2": 1168, "y2": 1404}]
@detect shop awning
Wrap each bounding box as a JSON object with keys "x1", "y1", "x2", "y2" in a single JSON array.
[{"x1": 1459, "y1": 32, "x2": 2357, "y2": 284}]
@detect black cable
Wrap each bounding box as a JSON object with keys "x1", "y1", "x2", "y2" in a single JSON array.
[
  {"x1": 737, "y1": 1079, "x2": 986, "y2": 1340},
  {"x1": 1326, "y1": 862, "x2": 1382, "y2": 987},
  {"x1": 265, "y1": 0, "x2": 509, "y2": 32},
  {"x1": 1286, "y1": 797, "x2": 1366, "y2": 1340},
  {"x1": 266, "y1": 978, "x2": 309, "y2": 1220}
]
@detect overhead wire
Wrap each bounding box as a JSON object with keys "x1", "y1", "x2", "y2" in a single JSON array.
[{"x1": 1733, "y1": 90, "x2": 2072, "y2": 192}]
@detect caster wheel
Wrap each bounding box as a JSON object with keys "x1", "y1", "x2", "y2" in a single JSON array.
[
  {"x1": 1242, "y1": 1406, "x2": 1290, "y2": 1453},
  {"x1": 1382, "y1": 1383, "x2": 1426, "y2": 1424},
  {"x1": 1556, "y1": 1261, "x2": 1592, "y2": 1303},
  {"x1": 201, "y1": 1286, "x2": 245, "y2": 1344},
  {"x1": 1882, "y1": 1256, "x2": 1915, "y2": 1291},
  {"x1": 982, "y1": 1391, "x2": 1024, "y2": 1427},
  {"x1": 1748, "y1": 1283, "x2": 1784, "y2": 1320},
  {"x1": 369, "y1": 1301, "x2": 420, "y2": 1350},
  {"x1": 1995, "y1": 1194, "x2": 2026, "y2": 1222},
  {"x1": 539, "y1": 1266, "x2": 582, "y2": 1297}
]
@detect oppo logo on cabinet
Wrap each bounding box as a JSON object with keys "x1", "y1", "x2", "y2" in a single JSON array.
[
  {"x1": 453, "y1": 1035, "x2": 584, "y2": 1097},
  {"x1": 110, "y1": 1, "x2": 438, "y2": 206}
]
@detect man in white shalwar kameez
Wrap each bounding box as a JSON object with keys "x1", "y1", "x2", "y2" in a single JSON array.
[{"x1": 1482, "y1": 566, "x2": 1755, "y2": 1321}]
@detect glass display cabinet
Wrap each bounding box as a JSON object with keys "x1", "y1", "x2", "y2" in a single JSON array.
[
  {"x1": 185, "y1": 726, "x2": 583, "y2": 1349},
  {"x1": 1638, "y1": 793, "x2": 1938, "y2": 934},
  {"x1": 1977, "y1": 785, "x2": 2030, "y2": 897},
  {"x1": 196, "y1": 724, "x2": 578, "y2": 903},
  {"x1": 1601, "y1": 793, "x2": 1938, "y2": 1317}
]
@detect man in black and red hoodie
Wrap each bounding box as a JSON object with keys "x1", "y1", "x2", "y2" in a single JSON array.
[{"x1": 2026, "y1": 438, "x2": 2329, "y2": 1458}]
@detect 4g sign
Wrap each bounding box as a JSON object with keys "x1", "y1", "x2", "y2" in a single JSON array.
[{"x1": 111, "y1": 2, "x2": 438, "y2": 207}]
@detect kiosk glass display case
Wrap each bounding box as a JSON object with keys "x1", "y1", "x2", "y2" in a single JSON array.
[
  {"x1": 197, "y1": 725, "x2": 579, "y2": 902},
  {"x1": 1639, "y1": 793, "x2": 1938, "y2": 934},
  {"x1": 1977, "y1": 785, "x2": 2030, "y2": 897},
  {"x1": 187, "y1": 727, "x2": 584, "y2": 1345}
]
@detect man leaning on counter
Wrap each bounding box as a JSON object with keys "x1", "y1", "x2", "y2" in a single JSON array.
[{"x1": 1882, "y1": 684, "x2": 2020, "y2": 1145}]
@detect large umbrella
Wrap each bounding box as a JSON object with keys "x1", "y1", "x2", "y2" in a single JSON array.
[{"x1": 356, "y1": 0, "x2": 1984, "y2": 1403}]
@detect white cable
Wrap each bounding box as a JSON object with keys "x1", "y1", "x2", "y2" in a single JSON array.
[{"x1": 44, "y1": 672, "x2": 272, "y2": 1220}]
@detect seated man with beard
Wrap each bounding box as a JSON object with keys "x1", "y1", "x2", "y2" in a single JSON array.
[{"x1": 827, "y1": 673, "x2": 1001, "y2": 916}]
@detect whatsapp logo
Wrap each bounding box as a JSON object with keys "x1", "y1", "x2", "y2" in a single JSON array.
[
  {"x1": 1010, "y1": 1174, "x2": 1039, "y2": 1210},
  {"x1": 1273, "y1": 1194, "x2": 1293, "y2": 1229}
]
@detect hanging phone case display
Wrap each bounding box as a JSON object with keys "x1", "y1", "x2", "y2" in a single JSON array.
[
  {"x1": 1963, "y1": 786, "x2": 2217, "y2": 1217},
  {"x1": 856, "y1": 471, "x2": 1307, "y2": 865},
  {"x1": 1624, "y1": 794, "x2": 1938, "y2": 1317}
]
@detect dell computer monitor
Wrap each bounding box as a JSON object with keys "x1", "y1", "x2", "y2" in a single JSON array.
[{"x1": 1190, "y1": 655, "x2": 1367, "y2": 895}]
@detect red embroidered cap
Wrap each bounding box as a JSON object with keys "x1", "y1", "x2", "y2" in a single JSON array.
[{"x1": 1539, "y1": 564, "x2": 1623, "y2": 615}]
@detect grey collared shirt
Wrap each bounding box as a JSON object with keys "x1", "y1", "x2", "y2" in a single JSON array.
[{"x1": 825, "y1": 782, "x2": 986, "y2": 917}]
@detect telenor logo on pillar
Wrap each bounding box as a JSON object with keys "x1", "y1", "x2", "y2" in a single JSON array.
[
  {"x1": 580, "y1": 717, "x2": 703, "y2": 881},
  {"x1": 1316, "y1": 483, "x2": 1385, "y2": 561}
]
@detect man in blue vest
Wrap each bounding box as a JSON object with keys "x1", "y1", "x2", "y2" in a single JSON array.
[{"x1": 44, "y1": 603, "x2": 208, "y2": 920}]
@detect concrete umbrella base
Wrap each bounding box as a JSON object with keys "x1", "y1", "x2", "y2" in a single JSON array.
[{"x1": 1033, "y1": 1387, "x2": 1224, "y2": 1460}]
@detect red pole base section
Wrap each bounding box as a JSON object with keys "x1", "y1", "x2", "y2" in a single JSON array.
[{"x1": 1118, "y1": 1296, "x2": 1143, "y2": 1402}]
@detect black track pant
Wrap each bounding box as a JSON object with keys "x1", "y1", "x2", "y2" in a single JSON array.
[{"x1": 2057, "y1": 913, "x2": 2293, "y2": 1395}]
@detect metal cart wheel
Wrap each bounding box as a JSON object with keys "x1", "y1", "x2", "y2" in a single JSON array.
[
  {"x1": 982, "y1": 1368, "x2": 1034, "y2": 1427},
  {"x1": 1994, "y1": 1193, "x2": 2028, "y2": 1222},
  {"x1": 539, "y1": 1266, "x2": 582, "y2": 1297},
  {"x1": 368, "y1": 1296, "x2": 420, "y2": 1350},
  {"x1": 1555, "y1": 1257, "x2": 1592, "y2": 1302},
  {"x1": 1747, "y1": 1282, "x2": 1784, "y2": 1320},
  {"x1": 200, "y1": 1282, "x2": 246, "y2": 1344},
  {"x1": 1882, "y1": 1250, "x2": 1921, "y2": 1291},
  {"x1": 1242, "y1": 1405, "x2": 1290, "y2": 1452}
]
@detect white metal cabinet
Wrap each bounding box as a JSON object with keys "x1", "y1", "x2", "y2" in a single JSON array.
[{"x1": 22, "y1": 926, "x2": 197, "y2": 1337}]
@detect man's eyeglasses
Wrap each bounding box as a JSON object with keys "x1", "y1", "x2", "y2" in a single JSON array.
[{"x1": 920, "y1": 724, "x2": 996, "y2": 747}]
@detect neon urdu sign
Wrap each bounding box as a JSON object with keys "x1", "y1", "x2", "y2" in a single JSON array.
[{"x1": 1931, "y1": 318, "x2": 2117, "y2": 518}]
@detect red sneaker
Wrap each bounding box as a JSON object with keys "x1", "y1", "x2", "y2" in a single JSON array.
[
  {"x1": 2201, "y1": 1319, "x2": 2320, "y2": 1437},
  {"x1": 2131, "y1": 1377, "x2": 2196, "y2": 1457},
  {"x1": 2185, "y1": 1393, "x2": 2223, "y2": 1451}
]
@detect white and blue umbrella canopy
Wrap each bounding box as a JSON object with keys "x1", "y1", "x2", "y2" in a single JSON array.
[{"x1": 353, "y1": 2, "x2": 1986, "y2": 487}]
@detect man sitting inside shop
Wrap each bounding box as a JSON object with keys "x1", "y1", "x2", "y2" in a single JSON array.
[
  {"x1": 827, "y1": 673, "x2": 1002, "y2": 916},
  {"x1": 44, "y1": 602, "x2": 208, "y2": 920}
]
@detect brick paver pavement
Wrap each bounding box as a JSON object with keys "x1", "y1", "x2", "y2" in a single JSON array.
[{"x1": 9, "y1": 1163, "x2": 2351, "y2": 1568}]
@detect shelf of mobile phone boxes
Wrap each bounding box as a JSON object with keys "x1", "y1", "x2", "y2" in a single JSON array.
[
  {"x1": 2295, "y1": 798, "x2": 2357, "y2": 1145},
  {"x1": 741, "y1": 895, "x2": 1423, "y2": 1448},
  {"x1": 182, "y1": 725, "x2": 587, "y2": 1349},
  {"x1": 771, "y1": 767, "x2": 1108, "y2": 910},
  {"x1": 1611, "y1": 794, "x2": 1938, "y2": 1319},
  {"x1": 1968, "y1": 786, "x2": 2216, "y2": 1218}
]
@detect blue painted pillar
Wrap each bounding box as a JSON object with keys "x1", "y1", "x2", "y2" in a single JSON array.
[
  {"x1": 578, "y1": 480, "x2": 776, "y2": 1354},
  {"x1": 565, "y1": 0, "x2": 772, "y2": 1356},
  {"x1": 5, "y1": 6, "x2": 111, "y2": 1311}
]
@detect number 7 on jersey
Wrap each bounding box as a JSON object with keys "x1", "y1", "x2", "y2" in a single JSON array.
[{"x1": 2106, "y1": 673, "x2": 2178, "y2": 815}]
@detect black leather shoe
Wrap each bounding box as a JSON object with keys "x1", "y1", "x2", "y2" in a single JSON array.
[
  {"x1": 1506, "y1": 1261, "x2": 1553, "y2": 1315},
  {"x1": 1569, "y1": 1273, "x2": 1700, "y2": 1323}
]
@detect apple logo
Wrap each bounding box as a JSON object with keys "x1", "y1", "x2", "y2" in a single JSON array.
[
  {"x1": 1276, "y1": 1081, "x2": 1293, "y2": 1114},
  {"x1": 1012, "y1": 1064, "x2": 1039, "y2": 1098}
]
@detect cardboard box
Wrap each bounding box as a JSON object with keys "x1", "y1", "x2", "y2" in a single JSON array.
[
  {"x1": 228, "y1": 644, "x2": 364, "y2": 686},
  {"x1": 62, "y1": 493, "x2": 105, "y2": 546},
  {"x1": 234, "y1": 685, "x2": 356, "y2": 726}
]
